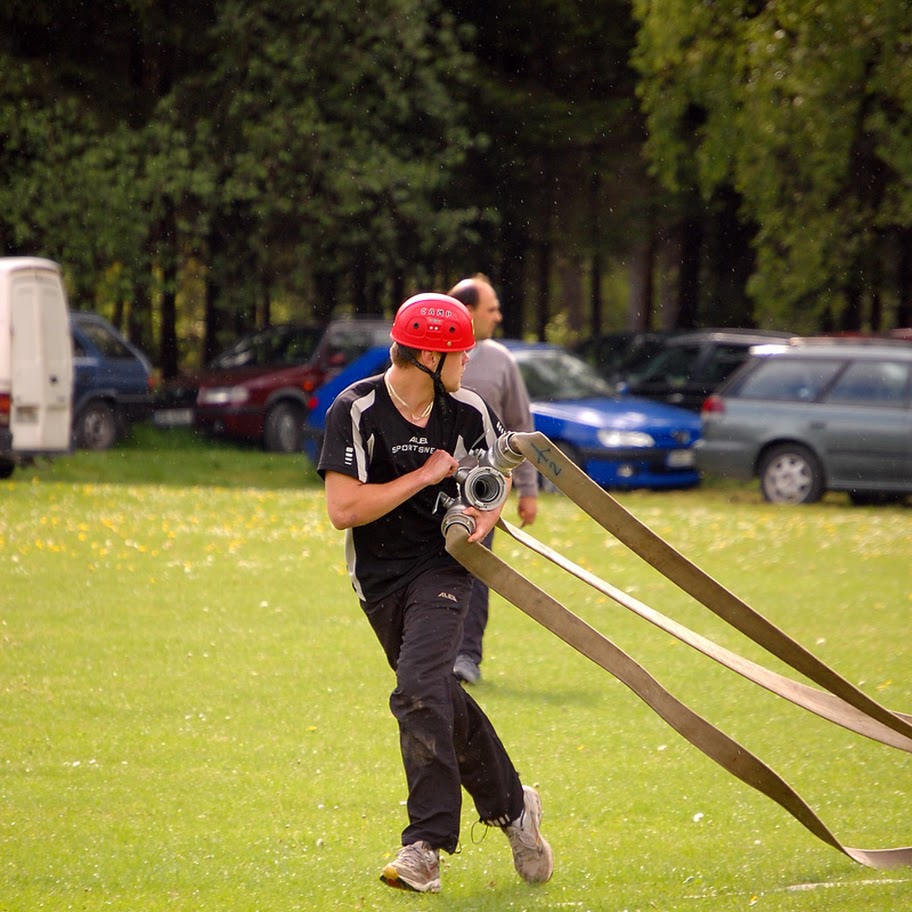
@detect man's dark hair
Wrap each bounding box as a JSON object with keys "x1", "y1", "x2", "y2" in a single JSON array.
[{"x1": 390, "y1": 341, "x2": 421, "y2": 367}]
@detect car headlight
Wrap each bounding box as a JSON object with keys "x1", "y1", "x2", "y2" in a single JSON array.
[
  {"x1": 197, "y1": 386, "x2": 250, "y2": 406},
  {"x1": 597, "y1": 429, "x2": 655, "y2": 448}
]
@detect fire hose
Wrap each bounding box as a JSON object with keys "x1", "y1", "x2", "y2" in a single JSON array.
[{"x1": 441, "y1": 431, "x2": 912, "y2": 869}]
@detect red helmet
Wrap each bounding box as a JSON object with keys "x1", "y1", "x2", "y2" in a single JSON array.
[{"x1": 391, "y1": 293, "x2": 475, "y2": 352}]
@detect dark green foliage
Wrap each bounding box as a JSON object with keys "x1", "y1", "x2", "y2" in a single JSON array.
[
  {"x1": 633, "y1": 0, "x2": 912, "y2": 330},
  {"x1": 2, "y1": 0, "x2": 912, "y2": 370}
]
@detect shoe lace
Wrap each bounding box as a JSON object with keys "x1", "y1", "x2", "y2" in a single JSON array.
[{"x1": 469, "y1": 819, "x2": 490, "y2": 845}]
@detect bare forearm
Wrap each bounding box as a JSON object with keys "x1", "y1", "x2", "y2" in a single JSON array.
[
  {"x1": 324, "y1": 449, "x2": 459, "y2": 530},
  {"x1": 325, "y1": 471, "x2": 429, "y2": 529}
]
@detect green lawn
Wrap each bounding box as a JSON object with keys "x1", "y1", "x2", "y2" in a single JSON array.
[{"x1": 2, "y1": 429, "x2": 911, "y2": 910}]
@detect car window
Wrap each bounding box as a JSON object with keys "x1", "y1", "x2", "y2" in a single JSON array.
[
  {"x1": 629, "y1": 343, "x2": 701, "y2": 384},
  {"x1": 322, "y1": 324, "x2": 391, "y2": 367},
  {"x1": 700, "y1": 344, "x2": 750, "y2": 384},
  {"x1": 734, "y1": 358, "x2": 842, "y2": 401},
  {"x1": 74, "y1": 321, "x2": 136, "y2": 359},
  {"x1": 209, "y1": 326, "x2": 322, "y2": 369},
  {"x1": 824, "y1": 360, "x2": 910, "y2": 407},
  {"x1": 514, "y1": 350, "x2": 615, "y2": 400}
]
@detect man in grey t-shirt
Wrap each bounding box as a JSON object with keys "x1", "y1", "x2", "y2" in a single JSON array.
[{"x1": 448, "y1": 275, "x2": 538, "y2": 684}]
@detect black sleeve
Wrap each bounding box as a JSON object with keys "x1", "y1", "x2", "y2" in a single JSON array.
[{"x1": 317, "y1": 391, "x2": 362, "y2": 481}]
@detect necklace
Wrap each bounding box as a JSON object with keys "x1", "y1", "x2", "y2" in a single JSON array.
[{"x1": 385, "y1": 370, "x2": 433, "y2": 421}]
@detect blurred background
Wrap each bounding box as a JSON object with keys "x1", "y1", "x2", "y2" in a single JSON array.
[{"x1": 2, "y1": 1, "x2": 911, "y2": 378}]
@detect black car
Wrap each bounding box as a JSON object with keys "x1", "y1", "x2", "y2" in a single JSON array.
[
  {"x1": 70, "y1": 312, "x2": 155, "y2": 449},
  {"x1": 574, "y1": 330, "x2": 678, "y2": 381},
  {"x1": 614, "y1": 328, "x2": 795, "y2": 411}
]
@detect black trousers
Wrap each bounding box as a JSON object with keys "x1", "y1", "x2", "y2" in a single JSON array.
[{"x1": 362, "y1": 563, "x2": 524, "y2": 854}]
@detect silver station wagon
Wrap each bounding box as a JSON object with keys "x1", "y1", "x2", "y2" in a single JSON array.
[{"x1": 696, "y1": 340, "x2": 912, "y2": 505}]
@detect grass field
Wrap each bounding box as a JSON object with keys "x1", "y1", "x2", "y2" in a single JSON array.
[{"x1": 2, "y1": 428, "x2": 911, "y2": 910}]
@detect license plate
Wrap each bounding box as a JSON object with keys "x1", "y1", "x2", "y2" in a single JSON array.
[
  {"x1": 667, "y1": 449, "x2": 694, "y2": 468},
  {"x1": 153, "y1": 408, "x2": 194, "y2": 427}
]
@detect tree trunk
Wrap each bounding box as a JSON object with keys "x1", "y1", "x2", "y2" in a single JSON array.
[
  {"x1": 629, "y1": 220, "x2": 656, "y2": 329},
  {"x1": 559, "y1": 256, "x2": 583, "y2": 336},
  {"x1": 589, "y1": 251, "x2": 603, "y2": 337},
  {"x1": 588, "y1": 170, "x2": 603, "y2": 337},
  {"x1": 159, "y1": 270, "x2": 178, "y2": 379},
  {"x1": 498, "y1": 218, "x2": 527, "y2": 339},
  {"x1": 676, "y1": 214, "x2": 702, "y2": 329},
  {"x1": 898, "y1": 228, "x2": 912, "y2": 327}
]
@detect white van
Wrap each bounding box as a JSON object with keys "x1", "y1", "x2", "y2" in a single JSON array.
[{"x1": 0, "y1": 257, "x2": 74, "y2": 478}]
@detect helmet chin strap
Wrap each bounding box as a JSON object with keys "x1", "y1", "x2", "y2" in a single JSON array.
[{"x1": 405, "y1": 350, "x2": 451, "y2": 420}]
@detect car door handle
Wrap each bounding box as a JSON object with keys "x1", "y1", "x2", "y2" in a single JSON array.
[{"x1": 810, "y1": 421, "x2": 826, "y2": 429}]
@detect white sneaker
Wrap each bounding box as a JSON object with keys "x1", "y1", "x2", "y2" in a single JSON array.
[
  {"x1": 380, "y1": 840, "x2": 441, "y2": 893},
  {"x1": 503, "y1": 785, "x2": 554, "y2": 883}
]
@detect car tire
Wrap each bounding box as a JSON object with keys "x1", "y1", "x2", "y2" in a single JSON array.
[
  {"x1": 263, "y1": 401, "x2": 305, "y2": 453},
  {"x1": 74, "y1": 400, "x2": 118, "y2": 450},
  {"x1": 0, "y1": 459, "x2": 14, "y2": 479},
  {"x1": 758, "y1": 443, "x2": 824, "y2": 504}
]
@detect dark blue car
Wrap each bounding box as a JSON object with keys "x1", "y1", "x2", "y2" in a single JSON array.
[
  {"x1": 70, "y1": 312, "x2": 154, "y2": 449},
  {"x1": 303, "y1": 340, "x2": 700, "y2": 490}
]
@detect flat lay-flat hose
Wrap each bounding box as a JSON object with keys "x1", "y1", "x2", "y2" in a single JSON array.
[{"x1": 443, "y1": 431, "x2": 912, "y2": 869}]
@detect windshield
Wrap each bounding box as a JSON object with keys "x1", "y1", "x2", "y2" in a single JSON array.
[
  {"x1": 512, "y1": 348, "x2": 616, "y2": 400},
  {"x1": 208, "y1": 326, "x2": 323, "y2": 370},
  {"x1": 626, "y1": 342, "x2": 701, "y2": 384}
]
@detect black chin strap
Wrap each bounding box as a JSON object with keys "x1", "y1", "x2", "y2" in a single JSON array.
[{"x1": 405, "y1": 350, "x2": 450, "y2": 420}]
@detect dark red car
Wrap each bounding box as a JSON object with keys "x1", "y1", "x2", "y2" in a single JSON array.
[{"x1": 157, "y1": 318, "x2": 390, "y2": 452}]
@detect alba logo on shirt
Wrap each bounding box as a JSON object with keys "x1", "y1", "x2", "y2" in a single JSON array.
[{"x1": 392, "y1": 435, "x2": 435, "y2": 456}]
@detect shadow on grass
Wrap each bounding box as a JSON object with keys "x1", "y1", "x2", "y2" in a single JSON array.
[{"x1": 467, "y1": 677, "x2": 610, "y2": 709}]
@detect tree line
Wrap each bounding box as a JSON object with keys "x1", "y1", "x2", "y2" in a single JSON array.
[{"x1": 1, "y1": 0, "x2": 910, "y2": 376}]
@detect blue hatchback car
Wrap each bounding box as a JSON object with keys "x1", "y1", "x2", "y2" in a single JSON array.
[{"x1": 303, "y1": 340, "x2": 700, "y2": 490}]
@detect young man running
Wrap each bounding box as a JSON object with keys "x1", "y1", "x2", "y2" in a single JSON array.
[{"x1": 318, "y1": 293, "x2": 553, "y2": 893}]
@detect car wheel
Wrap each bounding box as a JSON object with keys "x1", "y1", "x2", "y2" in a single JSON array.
[
  {"x1": 0, "y1": 459, "x2": 14, "y2": 479},
  {"x1": 263, "y1": 401, "x2": 305, "y2": 453},
  {"x1": 758, "y1": 443, "x2": 824, "y2": 504},
  {"x1": 74, "y1": 400, "x2": 118, "y2": 450}
]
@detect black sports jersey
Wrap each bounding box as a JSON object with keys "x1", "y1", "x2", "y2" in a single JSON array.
[{"x1": 318, "y1": 374, "x2": 505, "y2": 601}]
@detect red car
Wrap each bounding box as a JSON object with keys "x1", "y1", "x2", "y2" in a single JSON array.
[{"x1": 158, "y1": 318, "x2": 390, "y2": 452}]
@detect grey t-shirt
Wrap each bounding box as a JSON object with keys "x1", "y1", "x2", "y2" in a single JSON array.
[{"x1": 462, "y1": 339, "x2": 538, "y2": 498}]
